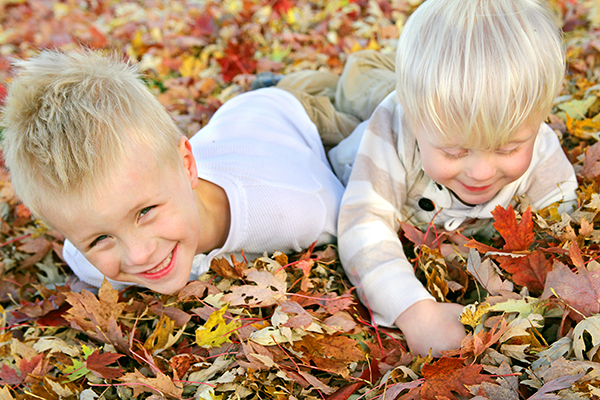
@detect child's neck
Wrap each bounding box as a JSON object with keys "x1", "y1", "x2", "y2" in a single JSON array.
[{"x1": 194, "y1": 179, "x2": 231, "y2": 251}]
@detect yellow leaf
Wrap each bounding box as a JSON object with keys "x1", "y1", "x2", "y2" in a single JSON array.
[
  {"x1": 460, "y1": 303, "x2": 490, "y2": 329},
  {"x1": 566, "y1": 113, "x2": 600, "y2": 140},
  {"x1": 144, "y1": 314, "x2": 174, "y2": 352},
  {"x1": 130, "y1": 30, "x2": 145, "y2": 57},
  {"x1": 285, "y1": 8, "x2": 297, "y2": 25},
  {"x1": 365, "y1": 38, "x2": 380, "y2": 51},
  {"x1": 195, "y1": 305, "x2": 240, "y2": 348},
  {"x1": 349, "y1": 41, "x2": 363, "y2": 53},
  {"x1": 179, "y1": 56, "x2": 204, "y2": 78},
  {"x1": 53, "y1": 2, "x2": 70, "y2": 18}
]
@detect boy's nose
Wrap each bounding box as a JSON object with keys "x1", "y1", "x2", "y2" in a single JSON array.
[
  {"x1": 122, "y1": 240, "x2": 155, "y2": 268},
  {"x1": 464, "y1": 155, "x2": 496, "y2": 182}
]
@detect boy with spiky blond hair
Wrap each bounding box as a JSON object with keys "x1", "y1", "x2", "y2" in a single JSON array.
[
  {"x1": 1, "y1": 50, "x2": 345, "y2": 293},
  {"x1": 336, "y1": 0, "x2": 578, "y2": 356}
]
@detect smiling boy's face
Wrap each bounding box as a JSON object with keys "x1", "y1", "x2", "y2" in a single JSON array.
[
  {"x1": 414, "y1": 122, "x2": 540, "y2": 205},
  {"x1": 42, "y1": 137, "x2": 227, "y2": 294}
]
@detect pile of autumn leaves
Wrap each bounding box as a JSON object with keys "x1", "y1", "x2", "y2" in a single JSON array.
[
  {"x1": 5, "y1": 1, "x2": 600, "y2": 399},
  {"x1": 4, "y1": 187, "x2": 600, "y2": 399}
]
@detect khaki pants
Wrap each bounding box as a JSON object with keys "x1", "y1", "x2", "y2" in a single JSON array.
[{"x1": 276, "y1": 50, "x2": 396, "y2": 148}]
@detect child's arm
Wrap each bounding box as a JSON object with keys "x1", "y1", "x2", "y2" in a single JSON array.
[{"x1": 337, "y1": 95, "x2": 466, "y2": 355}]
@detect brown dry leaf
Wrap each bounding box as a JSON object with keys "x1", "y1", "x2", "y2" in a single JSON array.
[
  {"x1": 5, "y1": 0, "x2": 600, "y2": 398},
  {"x1": 120, "y1": 369, "x2": 184, "y2": 398},
  {"x1": 64, "y1": 280, "x2": 126, "y2": 333},
  {"x1": 542, "y1": 260, "x2": 600, "y2": 319},
  {"x1": 582, "y1": 141, "x2": 600, "y2": 179}
]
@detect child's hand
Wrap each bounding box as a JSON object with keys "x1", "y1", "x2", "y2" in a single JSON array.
[{"x1": 394, "y1": 299, "x2": 466, "y2": 357}]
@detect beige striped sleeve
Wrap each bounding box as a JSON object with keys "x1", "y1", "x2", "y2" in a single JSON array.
[{"x1": 337, "y1": 93, "x2": 434, "y2": 327}]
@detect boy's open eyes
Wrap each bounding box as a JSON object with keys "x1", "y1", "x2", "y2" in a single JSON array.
[{"x1": 87, "y1": 205, "x2": 157, "y2": 249}]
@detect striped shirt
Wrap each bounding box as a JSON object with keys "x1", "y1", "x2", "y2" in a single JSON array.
[{"x1": 337, "y1": 91, "x2": 577, "y2": 327}]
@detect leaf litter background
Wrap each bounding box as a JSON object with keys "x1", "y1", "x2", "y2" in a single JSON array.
[{"x1": 4, "y1": 0, "x2": 600, "y2": 399}]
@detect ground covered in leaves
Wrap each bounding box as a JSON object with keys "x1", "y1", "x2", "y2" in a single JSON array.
[{"x1": 3, "y1": 0, "x2": 600, "y2": 399}]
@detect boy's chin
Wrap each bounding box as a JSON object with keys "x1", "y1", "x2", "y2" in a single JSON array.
[{"x1": 450, "y1": 188, "x2": 498, "y2": 207}]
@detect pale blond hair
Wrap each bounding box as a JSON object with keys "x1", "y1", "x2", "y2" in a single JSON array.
[
  {"x1": 1, "y1": 50, "x2": 182, "y2": 216},
  {"x1": 396, "y1": 0, "x2": 565, "y2": 149}
]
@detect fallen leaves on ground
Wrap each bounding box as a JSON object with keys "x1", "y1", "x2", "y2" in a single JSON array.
[{"x1": 4, "y1": 0, "x2": 600, "y2": 399}]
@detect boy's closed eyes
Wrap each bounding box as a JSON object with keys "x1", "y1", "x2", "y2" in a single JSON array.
[{"x1": 415, "y1": 122, "x2": 539, "y2": 205}]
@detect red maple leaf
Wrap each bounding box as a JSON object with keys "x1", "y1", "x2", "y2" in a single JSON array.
[
  {"x1": 497, "y1": 250, "x2": 552, "y2": 293},
  {"x1": 217, "y1": 39, "x2": 257, "y2": 83},
  {"x1": 191, "y1": 14, "x2": 218, "y2": 37},
  {"x1": 492, "y1": 205, "x2": 534, "y2": 252},
  {"x1": 270, "y1": 0, "x2": 293, "y2": 15},
  {"x1": 85, "y1": 349, "x2": 125, "y2": 380},
  {"x1": 0, "y1": 83, "x2": 7, "y2": 107},
  {"x1": 420, "y1": 357, "x2": 494, "y2": 400}
]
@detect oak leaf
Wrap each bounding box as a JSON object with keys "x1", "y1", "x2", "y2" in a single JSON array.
[{"x1": 420, "y1": 357, "x2": 494, "y2": 400}]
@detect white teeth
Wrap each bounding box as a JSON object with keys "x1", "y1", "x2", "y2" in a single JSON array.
[{"x1": 146, "y1": 251, "x2": 173, "y2": 274}]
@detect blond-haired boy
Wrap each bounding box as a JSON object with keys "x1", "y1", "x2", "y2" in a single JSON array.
[
  {"x1": 336, "y1": 0, "x2": 578, "y2": 356},
  {"x1": 1, "y1": 51, "x2": 344, "y2": 293}
]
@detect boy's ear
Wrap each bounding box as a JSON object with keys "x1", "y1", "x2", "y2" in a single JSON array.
[{"x1": 178, "y1": 137, "x2": 199, "y2": 189}]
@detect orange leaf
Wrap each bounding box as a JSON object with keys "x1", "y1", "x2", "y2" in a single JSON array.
[
  {"x1": 497, "y1": 250, "x2": 552, "y2": 293},
  {"x1": 492, "y1": 205, "x2": 534, "y2": 252},
  {"x1": 420, "y1": 357, "x2": 494, "y2": 400},
  {"x1": 271, "y1": 0, "x2": 294, "y2": 15}
]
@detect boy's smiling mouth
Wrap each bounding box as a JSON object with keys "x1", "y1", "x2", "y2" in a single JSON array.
[
  {"x1": 138, "y1": 245, "x2": 177, "y2": 280},
  {"x1": 460, "y1": 183, "x2": 492, "y2": 193}
]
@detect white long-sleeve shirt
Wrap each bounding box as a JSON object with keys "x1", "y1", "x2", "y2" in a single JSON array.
[
  {"x1": 64, "y1": 88, "x2": 345, "y2": 289},
  {"x1": 336, "y1": 91, "x2": 578, "y2": 327}
]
